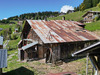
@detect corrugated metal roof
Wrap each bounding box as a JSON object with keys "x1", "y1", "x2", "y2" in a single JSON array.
[
  {"x1": 0, "y1": 49, "x2": 7, "y2": 68},
  {"x1": 0, "y1": 36, "x2": 3, "y2": 46},
  {"x1": 22, "y1": 41, "x2": 38, "y2": 50},
  {"x1": 27, "y1": 20, "x2": 99, "y2": 44}
]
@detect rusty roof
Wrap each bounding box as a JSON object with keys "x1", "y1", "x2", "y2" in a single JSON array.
[{"x1": 26, "y1": 20, "x2": 99, "y2": 44}]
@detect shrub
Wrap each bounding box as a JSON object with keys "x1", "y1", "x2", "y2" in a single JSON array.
[
  {"x1": 94, "y1": 16, "x2": 99, "y2": 21},
  {"x1": 11, "y1": 34, "x2": 18, "y2": 40}
]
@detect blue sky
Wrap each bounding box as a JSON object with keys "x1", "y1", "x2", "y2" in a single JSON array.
[{"x1": 0, "y1": 0, "x2": 83, "y2": 20}]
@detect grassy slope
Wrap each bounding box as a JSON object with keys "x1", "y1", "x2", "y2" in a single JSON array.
[
  {"x1": 85, "y1": 20, "x2": 100, "y2": 31},
  {"x1": 48, "y1": 7, "x2": 100, "y2": 21},
  {"x1": 48, "y1": 7, "x2": 100, "y2": 31},
  {"x1": 0, "y1": 25, "x2": 11, "y2": 29}
]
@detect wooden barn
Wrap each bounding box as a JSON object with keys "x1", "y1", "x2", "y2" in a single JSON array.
[
  {"x1": 82, "y1": 11, "x2": 100, "y2": 23},
  {"x1": 72, "y1": 42, "x2": 100, "y2": 75},
  {"x1": 18, "y1": 20, "x2": 99, "y2": 64}
]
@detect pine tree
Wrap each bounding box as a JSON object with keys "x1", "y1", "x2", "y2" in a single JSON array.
[
  {"x1": 83, "y1": 0, "x2": 92, "y2": 9},
  {"x1": 92, "y1": 0, "x2": 99, "y2": 7}
]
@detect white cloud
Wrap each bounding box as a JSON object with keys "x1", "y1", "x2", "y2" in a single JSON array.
[
  {"x1": 60, "y1": 5, "x2": 74, "y2": 13},
  {"x1": 3, "y1": 18, "x2": 7, "y2": 20}
]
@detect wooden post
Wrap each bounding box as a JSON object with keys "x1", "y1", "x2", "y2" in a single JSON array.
[
  {"x1": 38, "y1": 45, "x2": 44, "y2": 59},
  {"x1": 92, "y1": 67, "x2": 94, "y2": 75},
  {"x1": 97, "y1": 55, "x2": 100, "y2": 75},
  {"x1": 24, "y1": 51, "x2": 28, "y2": 61},
  {"x1": 0, "y1": 68, "x2": 2, "y2": 75},
  {"x1": 86, "y1": 53, "x2": 89, "y2": 75}
]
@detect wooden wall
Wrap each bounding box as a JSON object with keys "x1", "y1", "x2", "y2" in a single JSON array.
[
  {"x1": 27, "y1": 28, "x2": 43, "y2": 44},
  {"x1": 60, "y1": 41, "x2": 98, "y2": 59},
  {"x1": 45, "y1": 40, "x2": 98, "y2": 64}
]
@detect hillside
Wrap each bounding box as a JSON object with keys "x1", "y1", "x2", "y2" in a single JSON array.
[
  {"x1": 48, "y1": 7, "x2": 100, "y2": 21},
  {"x1": 85, "y1": 20, "x2": 100, "y2": 31}
]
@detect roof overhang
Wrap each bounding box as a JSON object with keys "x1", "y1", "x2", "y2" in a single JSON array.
[
  {"x1": 22, "y1": 41, "x2": 38, "y2": 50},
  {"x1": 72, "y1": 42, "x2": 100, "y2": 56}
]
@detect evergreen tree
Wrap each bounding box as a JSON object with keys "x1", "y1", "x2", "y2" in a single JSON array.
[
  {"x1": 83, "y1": 0, "x2": 92, "y2": 9},
  {"x1": 92, "y1": 0, "x2": 99, "y2": 7}
]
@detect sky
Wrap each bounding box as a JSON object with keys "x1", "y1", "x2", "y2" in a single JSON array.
[{"x1": 0, "y1": 0, "x2": 83, "y2": 20}]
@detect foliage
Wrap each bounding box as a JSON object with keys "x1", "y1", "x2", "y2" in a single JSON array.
[
  {"x1": 8, "y1": 27, "x2": 12, "y2": 34},
  {"x1": 94, "y1": 16, "x2": 100, "y2": 21},
  {"x1": 74, "y1": 0, "x2": 100, "y2": 11},
  {"x1": 11, "y1": 34, "x2": 18, "y2": 40},
  {"x1": 0, "y1": 19, "x2": 10, "y2": 24},
  {"x1": 79, "y1": 3, "x2": 85, "y2": 11},
  {"x1": 97, "y1": 2, "x2": 100, "y2": 8},
  {"x1": 7, "y1": 11, "x2": 59, "y2": 20}
]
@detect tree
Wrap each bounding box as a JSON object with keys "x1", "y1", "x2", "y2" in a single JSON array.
[
  {"x1": 97, "y1": 2, "x2": 100, "y2": 8},
  {"x1": 92, "y1": 0, "x2": 99, "y2": 7},
  {"x1": 83, "y1": 0, "x2": 92, "y2": 9},
  {"x1": 79, "y1": 3, "x2": 85, "y2": 11}
]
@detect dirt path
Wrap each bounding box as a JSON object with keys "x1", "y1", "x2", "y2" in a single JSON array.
[
  {"x1": 8, "y1": 51, "x2": 18, "y2": 60},
  {"x1": 28, "y1": 58, "x2": 86, "y2": 75}
]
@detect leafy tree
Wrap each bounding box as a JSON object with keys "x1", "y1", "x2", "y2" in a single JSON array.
[
  {"x1": 97, "y1": 2, "x2": 100, "y2": 8},
  {"x1": 79, "y1": 3, "x2": 85, "y2": 11},
  {"x1": 83, "y1": 0, "x2": 92, "y2": 9}
]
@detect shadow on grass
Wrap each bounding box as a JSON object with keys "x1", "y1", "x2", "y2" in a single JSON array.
[
  {"x1": 61, "y1": 55, "x2": 86, "y2": 63},
  {"x1": 4, "y1": 66, "x2": 34, "y2": 75}
]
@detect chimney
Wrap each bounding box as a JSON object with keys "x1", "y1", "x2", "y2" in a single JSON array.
[{"x1": 62, "y1": 16, "x2": 65, "y2": 20}]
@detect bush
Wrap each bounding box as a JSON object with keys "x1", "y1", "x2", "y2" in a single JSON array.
[
  {"x1": 94, "y1": 16, "x2": 99, "y2": 21},
  {"x1": 11, "y1": 34, "x2": 18, "y2": 40}
]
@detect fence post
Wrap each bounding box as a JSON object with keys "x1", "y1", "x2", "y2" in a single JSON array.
[{"x1": 86, "y1": 53, "x2": 89, "y2": 75}]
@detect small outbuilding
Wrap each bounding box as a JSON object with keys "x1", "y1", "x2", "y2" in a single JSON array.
[
  {"x1": 18, "y1": 20, "x2": 99, "y2": 64},
  {"x1": 82, "y1": 11, "x2": 100, "y2": 23}
]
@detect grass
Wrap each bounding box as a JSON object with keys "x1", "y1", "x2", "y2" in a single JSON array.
[
  {"x1": 48, "y1": 7, "x2": 100, "y2": 21},
  {"x1": 85, "y1": 20, "x2": 100, "y2": 31},
  {"x1": 3, "y1": 50, "x2": 39, "y2": 75},
  {"x1": 48, "y1": 6, "x2": 100, "y2": 31},
  {"x1": 8, "y1": 36, "x2": 21, "y2": 46},
  {"x1": 0, "y1": 24, "x2": 11, "y2": 29},
  {"x1": 3, "y1": 35, "x2": 39, "y2": 75}
]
